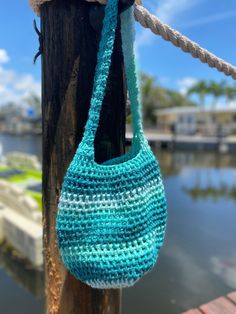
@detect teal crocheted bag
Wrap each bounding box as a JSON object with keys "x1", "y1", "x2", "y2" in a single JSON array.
[{"x1": 56, "y1": 0, "x2": 167, "y2": 289}]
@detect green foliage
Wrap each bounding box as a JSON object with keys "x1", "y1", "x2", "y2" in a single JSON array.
[
  {"x1": 139, "y1": 74, "x2": 196, "y2": 126},
  {"x1": 0, "y1": 165, "x2": 42, "y2": 212},
  {"x1": 0, "y1": 165, "x2": 11, "y2": 172},
  {"x1": 225, "y1": 85, "x2": 236, "y2": 101},
  {"x1": 187, "y1": 80, "x2": 236, "y2": 109},
  {"x1": 0, "y1": 102, "x2": 22, "y2": 118},
  {"x1": 7, "y1": 169, "x2": 41, "y2": 183},
  {"x1": 187, "y1": 80, "x2": 209, "y2": 108},
  {"x1": 25, "y1": 169, "x2": 42, "y2": 180},
  {"x1": 25, "y1": 191, "x2": 42, "y2": 212},
  {"x1": 133, "y1": 74, "x2": 236, "y2": 127}
]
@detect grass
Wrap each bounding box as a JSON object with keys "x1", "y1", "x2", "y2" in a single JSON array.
[
  {"x1": 25, "y1": 169, "x2": 42, "y2": 180},
  {"x1": 0, "y1": 165, "x2": 11, "y2": 172},
  {"x1": 25, "y1": 190, "x2": 42, "y2": 212},
  {"x1": 0, "y1": 165, "x2": 42, "y2": 212},
  {"x1": 6, "y1": 169, "x2": 42, "y2": 183}
]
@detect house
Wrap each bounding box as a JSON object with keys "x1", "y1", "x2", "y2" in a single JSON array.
[
  {"x1": 0, "y1": 105, "x2": 42, "y2": 134},
  {"x1": 155, "y1": 107, "x2": 236, "y2": 136}
]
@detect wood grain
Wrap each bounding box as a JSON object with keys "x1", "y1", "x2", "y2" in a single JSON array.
[
  {"x1": 227, "y1": 292, "x2": 236, "y2": 304},
  {"x1": 182, "y1": 292, "x2": 236, "y2": 314},
  {"x1": 41, "y1": 0, "x2": 126, "y2": 312},
  {"x1": 200, "y1": 297, "x2": 236, "y2": 314},
  {"x1": 182, "y1": 309, "x2": 202, "y2": 314}
]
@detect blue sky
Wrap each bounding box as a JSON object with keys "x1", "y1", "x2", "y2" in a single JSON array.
[{"x1": 0, "y1": 0, "x2": 236, "y2": 105}]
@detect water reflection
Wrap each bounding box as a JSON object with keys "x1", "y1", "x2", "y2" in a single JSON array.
[
  {"x1": 0, "y1": 135, "x2": 236, "y2": 314},
  {"x1": 123, "y1": 148, "x2": 236, "y2": 314},
  {"x1": 183, "y1": 183, "x2": 236, "y2": 201},
  {"x1": 211, "y1": 253, "x2": 236, "y2": 290},
  {"x1": 0, "y1": 242, "x2": 44, "y2": 314},
  {"x1": 0, "y1": 242, "x2": 44, "y2": 297},
  {"x1": 158, "y1": 148, "x2": 236, "y2": 200},
  {"x1": 156, "y1": 149, "x2": 236, "y2": 177}
]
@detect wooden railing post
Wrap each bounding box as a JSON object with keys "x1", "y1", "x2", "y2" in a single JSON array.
[{"x1": 41, "y1": 0, "x2": 126, "y2": 313}]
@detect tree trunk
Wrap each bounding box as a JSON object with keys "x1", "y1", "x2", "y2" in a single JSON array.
[{"x1": 41, "y1": 0, "x2": 126, "y2": 313}]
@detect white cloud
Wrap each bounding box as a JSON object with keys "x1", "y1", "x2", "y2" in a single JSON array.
[
  {"x1": 0, "y1": 67, "x2": 15, "y2": 85},
  {"x1": 181, "y1": 10, "x2": 236, "y2": 29},
  {"x1": 15, "y1": 74, "x2": 41, "y2": 95},
  {"x1": 0, "y1": 49, "x2": 41, "y2": 105},
  {"x1": 0, "y1": 66, "x2": 41, "y2": 105},
  {"x1": 0, "y1": 49, "x2": 10, "y2": 64},
  {"x1": 177, "y1": 77, "x2": 197, "y2": 95},
  {"x1": 228, "y1": 101, "x2": 236, "y2": 109},
  {"x1": 136, "y1": 0, "x2": 200, "y2": 48},
  {"x1": 157, "y1": 0, "x2": 199, "y2": 24}
]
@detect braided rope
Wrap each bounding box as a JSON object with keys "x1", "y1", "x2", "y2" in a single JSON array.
[
  {"x1": 134, "y1": 4, "x2": 236, "y2": 80},
  {"x1": 29, "y1": 0, "x2": 236, "y2": 80}
]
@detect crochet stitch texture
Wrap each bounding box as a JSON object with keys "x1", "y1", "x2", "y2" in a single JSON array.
[{"x1": 56, "y1": 0, "x2": 167, "y2": 289}]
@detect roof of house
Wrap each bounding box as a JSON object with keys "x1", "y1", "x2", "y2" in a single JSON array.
[{"x1": 156, "y1": 106, "x2": 236, "y2": 116}]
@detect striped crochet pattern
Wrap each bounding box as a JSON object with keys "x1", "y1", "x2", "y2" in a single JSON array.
[{"x1": 56, "y1": 0, "x2": 167, "y2": 289}]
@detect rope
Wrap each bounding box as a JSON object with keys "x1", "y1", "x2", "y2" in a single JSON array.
[
  {"x1": 134, "y1": 4, "x2": 236, "y2": 80},
  {"x1": 29, "y1": 0, "x2": 236, "y2": 80}
]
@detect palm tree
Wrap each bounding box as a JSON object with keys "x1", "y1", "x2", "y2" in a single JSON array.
[
  {"x1": 167, "y1": 89, "x2": 196, "y2": 108},
  {"x1": 125, "y1": 73, "x2": 198, "y2": 127},
  {"x1": 140, "y1": 74, "x2": 159, "y2": 126},
  {"x1": 208, "y1": 81, "x2": 225, "y2": 109},
  {"x1": 225, "y1": 85, "x2": 236, "y2": 106},
  {"x1": 187, "y1": 80, "x2": 208, "y2": 109}
]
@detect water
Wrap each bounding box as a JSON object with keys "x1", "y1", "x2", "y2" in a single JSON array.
[
  {"x1": 0, "y1": 134, "x2": 42, "y2": 162},
  {"x1": 0, "y1": 246, "x2": 44, "y2": 314},
  {"x1": 0, "y1": 135, "x2": 236, "y2": 314},
  {"x1": 123, "y1": 150, "x2": 236, "y2": 314}
]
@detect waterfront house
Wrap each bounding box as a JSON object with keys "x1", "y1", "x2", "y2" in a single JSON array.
[
  {"x1": 156, "y1": 107, "x2": 236, "y2": 136},
  {"x1": 0, "y1": 105, "x2": 41, "y2": 135}
]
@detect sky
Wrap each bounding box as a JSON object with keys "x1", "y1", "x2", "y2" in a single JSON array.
[{"x1": 0, "y1": 0, "x2": 236, "y2": 106}]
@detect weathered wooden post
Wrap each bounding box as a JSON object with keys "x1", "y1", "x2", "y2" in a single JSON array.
[{"x1": 40, "y1": 0, "x2": 131, "y2": 312}]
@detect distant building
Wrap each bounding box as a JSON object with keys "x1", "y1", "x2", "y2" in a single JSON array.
[
  {"x1": 155, "y1": 107, "x2": 236, "y2": 136},
  {"x1": 0, "y1": 105, "x2": 41, "y2": 135}
]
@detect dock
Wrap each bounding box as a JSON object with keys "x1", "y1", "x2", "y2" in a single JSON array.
[
  {"x1": 126, "y1": 131, "x2": 236, "y2": 152},
  {"x1": 182, "y1": 291, "x2": 236, "y2": 314},
  {"x1": 0, "y1": 180, "x2": 42, "y2": 266}
]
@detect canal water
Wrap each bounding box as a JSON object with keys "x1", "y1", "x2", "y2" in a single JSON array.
[{"x1": 0, "y1": 134, "x2": 236, "y2": 314}]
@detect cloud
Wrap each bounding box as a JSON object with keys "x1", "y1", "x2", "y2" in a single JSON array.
[
  {"x1": 136, "y1": 0, "x2": 200, "y2": 48},
  {"x1": 156, "y1": 0, "x2": 199, "y2": 24},
  {"x1": 14, "y1": 74, "x2": 41, "y2": 95},
  {"x1": 181, "y1": 10, "x2": 236, "y2": 29},
  {"x1": 0, "y1": 64, "x2": 41, "y2": 106},
  {"x1": 177, "y1": 77, "x2": 197, "y2": 95},
  {"x1": 163, "y1": 242, "x2": 216, "y2": 299},
  {"x1": 227, "y1": 101, "x2": 236, "y2": 109},
  {"x1": 0, "y1": 49, "x2": 10, "y2": 64}
]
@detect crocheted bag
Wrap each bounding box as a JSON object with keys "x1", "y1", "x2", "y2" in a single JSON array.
[{"x1": 56, "y1": 0, "x2": 167, "y2": 289}]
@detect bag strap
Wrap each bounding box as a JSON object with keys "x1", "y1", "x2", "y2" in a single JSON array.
[
  {"x1": 79, "y1": 0, "x2": 119, "y2": 158},
  {"x1": 79, "y1": 1, "x2": 145, "y2": 159},
  {"x1": 120, "y1": 7, "x2": 145, "y2": 146}
]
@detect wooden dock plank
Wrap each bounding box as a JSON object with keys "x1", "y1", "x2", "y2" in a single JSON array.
[
  {"x1": 199, "y1": 297, "x2": 236, "y2": 314},
  {"x1": 182, "y1": 309, "x2": 202, "y2": 314},
  {"x1": 227, "y1": 292, "x2": 236, "y2": 304}
]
